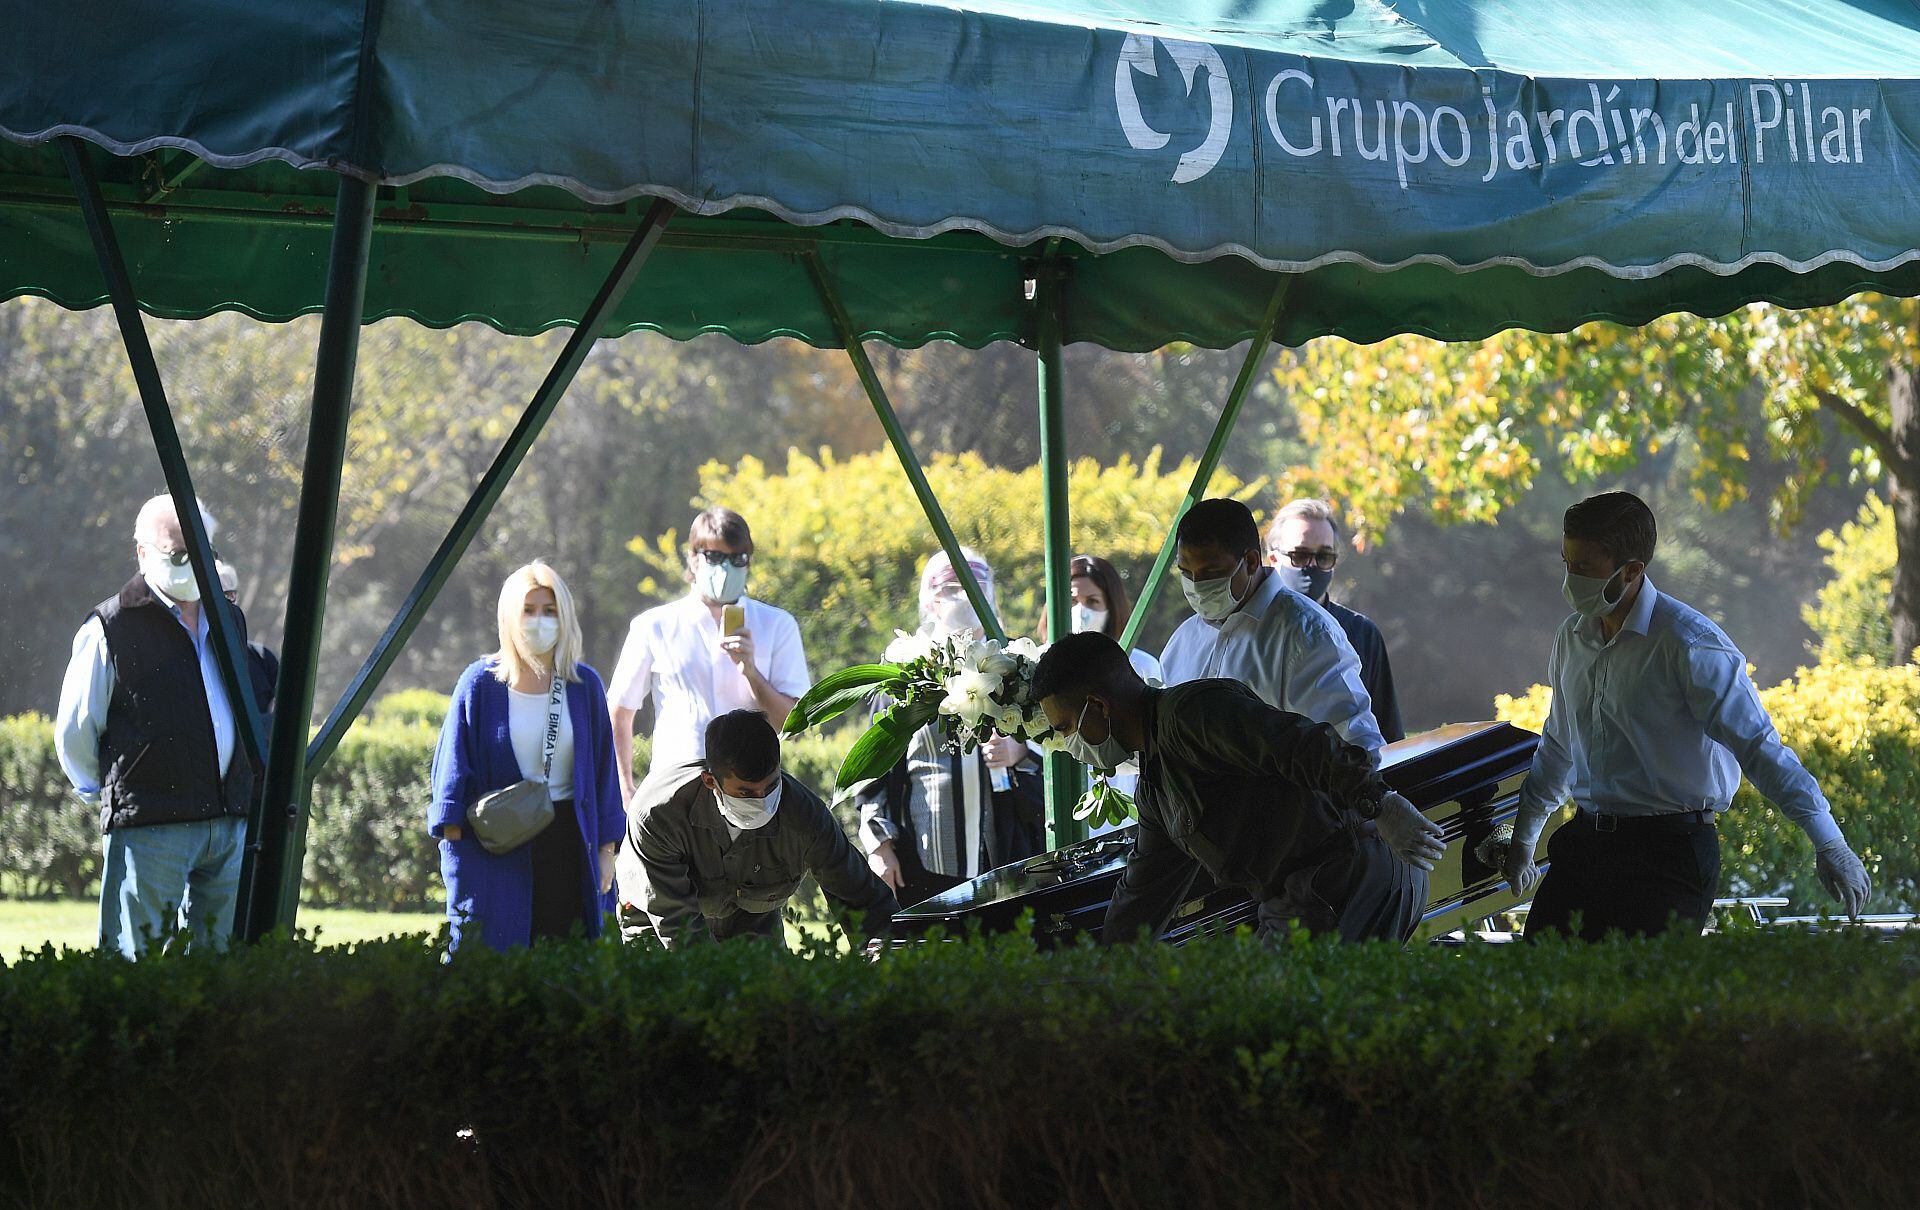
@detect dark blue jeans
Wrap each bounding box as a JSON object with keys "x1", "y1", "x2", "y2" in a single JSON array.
[{"x1": 1524, "y1": 812, "x2": 1720, "y2": 941}]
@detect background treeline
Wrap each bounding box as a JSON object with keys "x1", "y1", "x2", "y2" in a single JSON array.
[{"x1": 0, "y1": 300, "x2": 1880, "y2": 732}]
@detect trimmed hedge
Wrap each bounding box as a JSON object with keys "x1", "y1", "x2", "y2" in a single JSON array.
[
  {"x1": 0, "y1": 706, "x2": 855, "y2": 910},
  {"x1": 2, "y1": 929, "x2": 1917, "y2": 1208},
  {"x1": 1496, "y1": 657, "x2": 1920, "y2": 913}
]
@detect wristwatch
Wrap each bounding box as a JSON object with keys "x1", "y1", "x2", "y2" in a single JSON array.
[{"x1": 1352, "y1": 779, "x2": 1390, "y2": 820}]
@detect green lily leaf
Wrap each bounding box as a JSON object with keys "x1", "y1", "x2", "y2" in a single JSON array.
[
  {"x1": 783, "y1": 663, "x2": 907, "y2": 735},
  {"x1": 835, "y1": 700, "x2": 941, "y2": 789}
]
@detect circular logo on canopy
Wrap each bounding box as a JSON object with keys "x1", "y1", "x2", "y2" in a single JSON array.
[{"x1": 1114, "y1": 33, "x2": 1233, "y2": 184}]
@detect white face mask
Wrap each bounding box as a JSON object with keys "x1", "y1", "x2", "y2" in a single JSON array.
[
  {"x1": 1562, "y1": 567, "x2": 1628, "y2": 619},
  {"x1": 1180, "y1": 568, "x2": 1245, "y2": 623},
  {"x1": 936, "y1": 593, "x2": 982, "y2": 635},
  {"x1": 1070, "y1": 603, "x2": 1109, "y2": 635},
  {"x1": 696, "y1": 559, "x2": 749, "y2": 605},
  {"x1": 141, "y1": 548, "x2": 201, "y2": 603},
  {"x1": 713, "y1": 779, "x2": 782, "y2": 830},
  {"x1": 1062, "y1": 698, "x2": 1131, "y2": 773},
  {"x1": 521, "y1": 616, "x2": 560, "y2": 655}
]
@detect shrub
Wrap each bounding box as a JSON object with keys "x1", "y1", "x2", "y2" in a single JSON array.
[
  {"x1": 1805, "y1": 493, "x2": 1897, "y2": 665},
  {"x1": 367, "y1": 687, "x2": 453, "y2": 729},
  {"x1": 628, "y1": 448, "x2": 1260, "y2": 676},
  {"x1": 0, "y1": 706, "x2": 858, "y2": 911},
  {"x1": 2, "y1": 929, "x2": 1917, "y2": 1208},
  {"x1": 1496, "y1": 658, "x2": 1920, "y2": 912}
]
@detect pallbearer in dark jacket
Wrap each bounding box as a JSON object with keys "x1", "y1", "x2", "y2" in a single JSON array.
[
  {"x1": 1032, "y1": 633, "x2": 1445, "y2": 945},
  {"x1": 622, "y1": 710, "x2": 898, "y2": 947},
  {"x1": 54, "y1": 495, "x2": 252, "y2": 958},
  {"x1": 1265, "y1": 498, "x2": 1403, "y2": 743}
]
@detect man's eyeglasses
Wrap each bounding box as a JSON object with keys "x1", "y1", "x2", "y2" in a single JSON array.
[
  {"x1": 695, "y1": 549, "x2": 751, "y2": 568},
  {"x1": 153, "y1": 545, "x2": 217, "y2": 568},
  {"x1": 1272, "y1": 547, "x2": 1337, "y2": 571}
]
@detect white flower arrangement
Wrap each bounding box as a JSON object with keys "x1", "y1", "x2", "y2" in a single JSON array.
[{"x1": 787, "y1": 630, "x2": 1061, "y2": 792}]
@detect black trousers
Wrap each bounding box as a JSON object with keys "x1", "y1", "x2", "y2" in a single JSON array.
[
  {"x1": 528, "y1": 798, "x2": 587, "y2": 943},
  {"x1": 1524, "y1": 811, "x2": 1720, "y2": 941}
]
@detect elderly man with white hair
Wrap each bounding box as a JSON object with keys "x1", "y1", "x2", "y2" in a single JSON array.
[
  {"x1": 854, "y1": 547, "x2": 1045, "y2": 906},
  {"x1": 54, "y1": 494, "x2": 254, "y2": 958}
]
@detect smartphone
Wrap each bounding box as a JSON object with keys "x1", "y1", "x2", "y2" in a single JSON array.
[{"x1": 721, "y1": 603, "x2": 746, "y2": 636}]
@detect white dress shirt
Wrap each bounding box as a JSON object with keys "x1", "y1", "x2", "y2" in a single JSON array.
[
  {"x1": 607, "y1": 593, "x2": 811, "y2": 772},
  {"x1": 1512, "y1": 577, "x2": 1842, "y2": 849},
  {"x1": 54, "y1": 592, "x2": 238, "y2": 803},
  {"x1": 1158, "y1": 570, "x2": 1384, "y2": 761},
  {"x1": 508, "y1": 685, "x2": 576, "y2": 802}
]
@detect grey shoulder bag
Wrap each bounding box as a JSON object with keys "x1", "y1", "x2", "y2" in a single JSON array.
[{"x1": 469, "y1": 675, "x2": 563, "y2": 856}]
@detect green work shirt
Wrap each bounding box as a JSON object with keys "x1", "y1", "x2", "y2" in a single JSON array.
[{"x1": 627, "y1": 762, "x2": 897, "y2": 947}]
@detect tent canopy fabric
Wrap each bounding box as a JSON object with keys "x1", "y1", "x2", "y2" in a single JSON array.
[{"x1": 4, "y1": 0, "x2": 1920, "y2": 349}]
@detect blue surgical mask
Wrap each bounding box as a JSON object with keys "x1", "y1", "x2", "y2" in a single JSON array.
[
  {"x1": 1562, "y1": 568, "x2": 1626, "y2": 618},
  {"x1": 696, "y1": 560, "x2": 749, "y2": 605}
]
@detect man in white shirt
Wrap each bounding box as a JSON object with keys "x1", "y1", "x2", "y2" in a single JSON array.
[
  {"x1": 608, "y1": 507, "x2": 811, "y2": 806},
  {"x1": 54, "y1": 495, "x2": 252, "y2": 958},
  {"x1": 1158, "y1": 498, "x2": 1384, "y2": 762},
  {"x1": 1504, "y1": 491, "x2": 1872, "y2": 939}
]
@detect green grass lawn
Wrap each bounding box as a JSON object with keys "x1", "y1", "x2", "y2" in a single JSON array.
[{"x1": 0, "y1": 898, "x2": 444, "y2": 959}]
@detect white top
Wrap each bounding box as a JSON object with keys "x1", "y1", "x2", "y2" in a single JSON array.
[
  {"x1": 1512, "y1": 577, "x2": 1842, "y2": 849},
  {"x1": 1158, "y1": 570, "x2": 1384, "y2": 762},
  {"x1": 508, "y1": 684, "x2": 575, "y2": 802},
  {"x1": 55, "y1": 595, "x2": 238, "y2": 803},
  {"x1": 607, "y1": 593, "x2": 811, "y2": 771}
]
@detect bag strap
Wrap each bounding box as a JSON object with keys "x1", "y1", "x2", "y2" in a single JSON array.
[{"x1": 541, "y1": 674, "x2": 564, "y2": 785}]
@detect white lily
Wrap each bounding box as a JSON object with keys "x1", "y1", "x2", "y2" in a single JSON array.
[
  {"x1": 940, "y1": 669, "x2": 1001, "y2": 724},
  {"x1": 884, "y1": 629, "x2": 937, "y2": 666}
]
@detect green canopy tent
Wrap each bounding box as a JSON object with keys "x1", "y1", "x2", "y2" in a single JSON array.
[{"x1": 5, "y1": 0, "x2": 1919, "y2": 938}]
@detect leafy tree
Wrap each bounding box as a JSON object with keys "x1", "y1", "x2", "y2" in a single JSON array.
[
  {"x1": 1806, "y1": 494, "x2": 1898, "y2": 665},
  {"x1": 1274, "y1": 297, "x2": 1920, "y2": 660}
]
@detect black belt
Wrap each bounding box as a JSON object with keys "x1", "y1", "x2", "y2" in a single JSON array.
[{"x1": 1581, "y1": 809, "x2": 1715, "y2": 834}]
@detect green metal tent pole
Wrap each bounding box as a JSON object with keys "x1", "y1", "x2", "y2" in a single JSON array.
[
  {"x1": 1118, "y1": 278, "x2": 1292, "y2": 656},
  {"x1": 239, "y1": 174, "x2": 377, "y2": 941},
  {"x1": 307, "y1": 199, "x2": 675, "y2": 772},
  {"x1": 803, "y1": 249, "x2": 1004, "y2": 642},
  {"x1": 59, "y1": 137, "x2": 267, "y2": 770},
  {"x1": 1033, "y1": 258, "x2": 1083, "y2": 848}
]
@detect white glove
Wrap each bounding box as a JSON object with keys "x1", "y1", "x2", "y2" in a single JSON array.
[
  {"x1": 1373, "y1": 790, "x2": 1446, "y2": 872},
  {"x1": 1815, "y1": 837, "x2": 1870, "y2": 919},
  {"x1": 1502, "y1": 838, "x2": 1543, "y2": 896}
]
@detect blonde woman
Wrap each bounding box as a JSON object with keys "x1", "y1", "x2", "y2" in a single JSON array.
[{"x1": 429, "y1": 562, "x2": 625, "y2": 952}]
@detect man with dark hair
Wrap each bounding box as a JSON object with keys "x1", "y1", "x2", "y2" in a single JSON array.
[
  {"x1": 1159, "y1": 498, "x2": 1384, "y2": 761},
  {"x1": 1033, "y1": 633, "x2": 1444, "y2": 945},
  {"x1": 1264, "y1": 498, "x2": 1403, "y2": 743},
  {"x1": 620, "y1": 710, "x2": 897, "y2": 947},
  {"x1": 1505, "y1": 490, "x2": 1872, "y2": 939},
  {"x1": 609, "y1": 506, "x2": 812, "y2": 805}
]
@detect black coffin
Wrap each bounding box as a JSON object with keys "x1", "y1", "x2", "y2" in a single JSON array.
[{"x1": 889, "y1": 721, "x2": 1560, "y2": 946}]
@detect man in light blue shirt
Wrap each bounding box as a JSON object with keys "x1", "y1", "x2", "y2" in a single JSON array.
[
  {"x1": 54, "y1": 495, "x2": 253, "y2": 958},
  {"x1": 1504, "y1": 491, "x2": 1871, "y2": 939}
]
